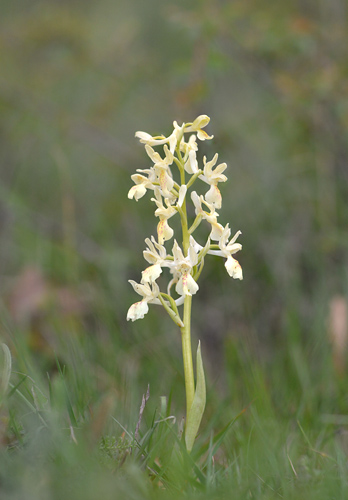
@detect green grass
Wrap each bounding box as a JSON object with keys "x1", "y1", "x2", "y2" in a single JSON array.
[{"x1": 1, "y1": 319, "x2": 348, "y2": 500}]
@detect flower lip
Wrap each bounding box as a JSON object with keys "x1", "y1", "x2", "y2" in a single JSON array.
[{"x1": 127, "y1": 300, "x2": 149, "y2": 321}]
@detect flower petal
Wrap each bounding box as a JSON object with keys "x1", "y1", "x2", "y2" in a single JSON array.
[
  {"x1": 157, "y1": 219, "x2": 174, "y2": 244},
  {"x1": 127, "y1": 300, "x2": 149, "y2": 321},
  {"x1": 128, "y1": 184, "x2": 147, "y2": 201},
  {"x1": 205, "y1": 185, "x2": 222, "y2": 209},
  {"x1": 177, "y1": 185, "x2": 187, "y2": 207},
  {"x1": 141, "y1": 264, "x2": 162, "y2": 284},
  {"x1": 225, "y1": 256, "x2": 243, "y2": 280},
  {"x1": 176, "y1": 273, "x2": 199, "y2": 297}
]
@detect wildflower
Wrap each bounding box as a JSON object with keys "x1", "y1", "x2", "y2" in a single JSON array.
[
  {"x1": 208, "y1": 224, "x2": 243, "y2": 279},
  {"x1": 128, "y1": 115, "x2": 244, "y2": 452},
  {"x1": 181, "y1": 135, "x2": 199, "y2": 174},
  {"x1": 141, "y1": 236, "x2": 170, "y2": 284},
  {"x1": 145, "y1": 144, "x2": 174, "y2": 198},
  {"x1": 191, "y1": 191, "x2": 224, "y2": 241},
  {"x1": 128, "y1": 172, "x2": 156, "y2": 201},
  {"x1": 135, "y1": 131, "x2": 169, "y2": 147},
  {"x1": 127, "y1": 280, "x2": 160, "y2": 321},
  {"x1": 143, "y1": 236, "x2": 168, "y2": 266},
  {"x1": 136, "y1": 124, "x2": 182, "y2": 154},
  {"x1": 151, "y1": 189, "x2": 177, "y2": 244},
  {"x1": 170, "y1": 239, "x2": 199, "y2": 297},
  {"x1": 199, "y1": 154, "x2": 227, "y2": 209},
  {"x1": 184, "y1": 115, "x2": 214, "y2": 141}
]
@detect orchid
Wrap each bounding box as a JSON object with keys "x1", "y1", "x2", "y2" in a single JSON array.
[
  {"x1": 127, "y1": 280, "x2": 160, "y2": 321},
  {"x1": 199, "y1": 154, "x2": 227, "y2": 209},
  {"x1": 145, "y1": 144, "x2": 175, "y2": 198},
  {"x1": 210, "y1": 225, "x2": 243, "y2": 279},
  {"x1": 184, "y1": 115, "x2": 214, "y2": 141},
  {"x1": 151, "y1": 189, "x2": 177, "y2": 244},
  {"x1": 190, "y1": 191, "x2": 224, "y2": 241},
  {"x1": 141, "y1": 236, "x2": 170, "y2": 284},
  {"x1": 181, "y1": 135, "x2": 199, "y2": 174},
  {"x1": 127, "y1": 115, "x2": 243, "y2": 452},
  {"x1": 170, "y1": 239, "x2": 199, "y2": 297},
  {"x1": 136, "y1": 124, "x2": 182, "y2": 154},
  {"x1": 128, "y1": 172, "x2": 156, "y2": 201}
]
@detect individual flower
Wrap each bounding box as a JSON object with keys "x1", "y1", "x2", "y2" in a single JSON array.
[
  {"x1": 170, "y1": 239, "x2": 199, "y2": 297},
  {"x1": 208, "y1": 224, "x2": 243, "y2": 279},
  {"x1": 151, "y1": 189, "x2": 177, "y2": 244},
  {"x1": 128, "y1": 171, "x2": 156, "y2": 201},
  {"x1": 136, "y1": 122, "x2": 183, "y2": 154},
  {"x1": 127, "y1": 280, "x2": 161, "y2": 321},
  {"x1": 199, "y1": 154, "x2": 227, "y2": 209},
  {"x1": 143, "y1": 236, "x2": 168, "y2": 266},
  {"x1": 180, "y1": 135, "x2": 199, "y2": 174},
  {"x1": 191, "y1": 191, "x2": 224, "y2": 241},
  {"x1": 141, "y1": 236, "x2": 170, "y2": 284},
  {"x1": 184, "y1": 115, "x2": 213, "y2": 141},
  {"x1": 135, "y1": 131, "x2": 171, "y2": 148},
  {"x1": 145, "y1": 144, "x2": 174, "y2": 198}
]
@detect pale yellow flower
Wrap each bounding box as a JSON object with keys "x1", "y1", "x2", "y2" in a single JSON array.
[
  {"x1": 141, "y1": 236, "x2": 170, "y2": 284},
  {"x1": 170, "y1": 239, "x2": 199, "y2": 297},
  {"x1": 128, "y1": 172, "x2": 156, "y2": 201},
  {"x1": 180, "y1": 135, "x2": 199, "y2": 174},
  {"x1": 145, "y1": 144, "x2": 174, "y2": 198},
  {"x1": 199, "y1": 154, "x2": 227, "y2": 209},
  {"x1": 127, "y1": 280, "x2": 161, "y2": 321},
  {"x1": 151, "y1": 189, "x2": 177, "y2": 244},
  {"x1": 191, "y1": 191, "x2": 224, "y2": 241},
  {"x1": 143, "y1": 236, "x2": 168, "y2": 265},
  {"x1": 136, "y1": 123, "x2": 182, "y2": 154},
  {"x1": 208, "y1": 224, "x2": 243, "y2": 279},
  {"x1": 135, "y1": 131, "x2": 170, "y2": 148},
  {"x1": 184, "y1": 115, "x2": 213, "y2": 141}
]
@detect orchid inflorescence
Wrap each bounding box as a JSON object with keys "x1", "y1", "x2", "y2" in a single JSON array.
[
  {"x1": 127, "y1": 115, "x2": 242, "y2": 324},
  {"x1": 127, "y1": 115, "x2": 243, "y2": 451}
]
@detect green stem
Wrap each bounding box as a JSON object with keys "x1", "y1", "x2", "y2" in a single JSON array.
[
  {"x1": 174, "y1": 145, "x2": 195, "y2": 425},
  {"x1": 180, "y1": 295, "x2": 194, "y2": 416}
]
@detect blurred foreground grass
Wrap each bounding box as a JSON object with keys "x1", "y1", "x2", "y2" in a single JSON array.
[
  {"x1": 1, "y1": 0, "x2": 348, "y2": 498},
  {"x1": 1, "y1": 320, "x2": 348, "y2": 500}
]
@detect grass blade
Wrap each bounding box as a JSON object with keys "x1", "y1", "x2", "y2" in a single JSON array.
[{"x1": 0, "y1": 343, "x2": 12, "y2": 398}]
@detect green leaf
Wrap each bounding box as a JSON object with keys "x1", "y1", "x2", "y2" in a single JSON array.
[
  {"x1": 185, "y1": 341, "x2": 206, "y2": 452},
  {"x1": 0, "y1": 343, "x2": 12, "y2": 398}
]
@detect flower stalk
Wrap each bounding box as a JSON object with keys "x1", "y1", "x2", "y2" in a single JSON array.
[
  {"x1": 181, "y1": 295, "x2": 194, "y2": 415},
  {"x1": 127, "y1": 115, "x2": 243, "y2": 451}
]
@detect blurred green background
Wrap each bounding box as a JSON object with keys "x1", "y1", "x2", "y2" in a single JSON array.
[
  {"x1": 1, "y1": 0, "x2": 348, "y2": 421},
  {"x1": 2, "y1": 1, "x2": 348, "y2": 498}
]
